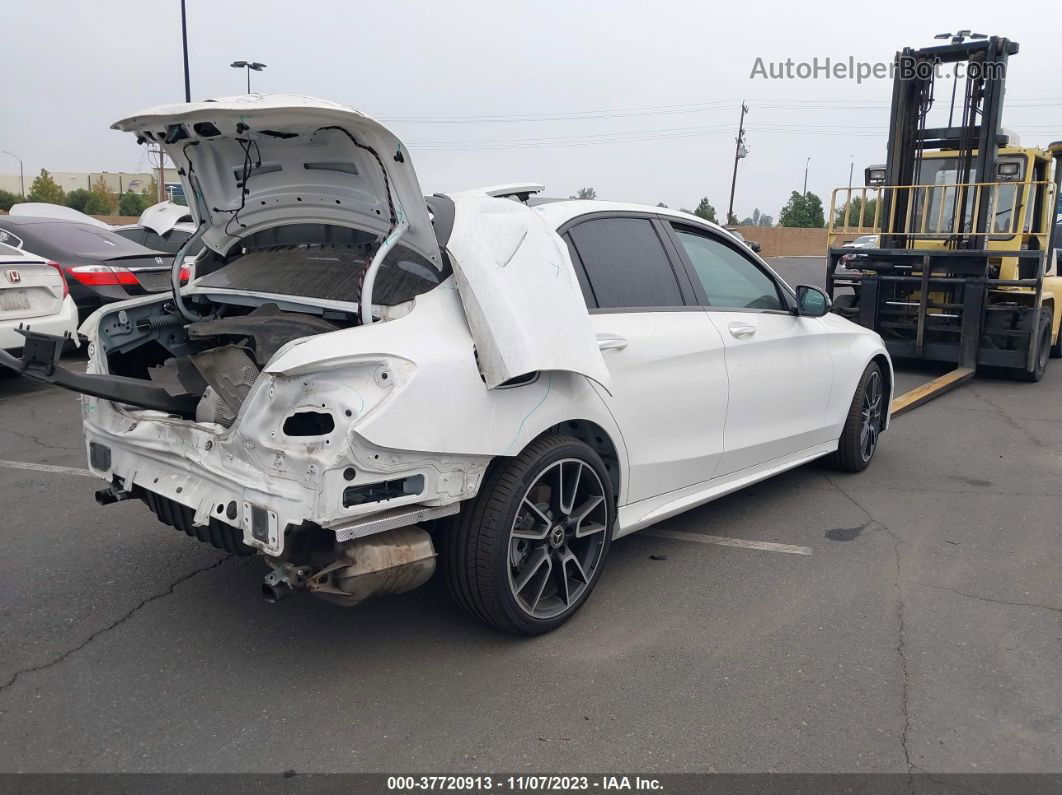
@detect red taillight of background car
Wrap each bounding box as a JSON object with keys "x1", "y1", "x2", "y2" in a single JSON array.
[
  {"x1": 178, "y1": 264, "x2": 191, "y2": 282},
  {"x1": 63, "y1": 264, "x2": 140, "y2": 287},
  {"x1": 45, "y1": 261, "x2": 69, "y2": 298}
]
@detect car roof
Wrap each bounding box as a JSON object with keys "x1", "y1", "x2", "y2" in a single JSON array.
[{"x1": 530, "y1": 198, "x2": 732, "y2": 235}]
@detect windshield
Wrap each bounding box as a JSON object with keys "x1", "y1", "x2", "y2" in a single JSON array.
[
  {"x1": 853, "y1": 235, "x2": 876, "y2": 244},
  {"x1": 915, "y1": 156, "x2": 1026, "y2": 235}
]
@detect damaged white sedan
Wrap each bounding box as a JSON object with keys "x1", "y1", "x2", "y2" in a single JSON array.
[{"x1": 0, "y1": 95, "x2": 892, "y2": 635}]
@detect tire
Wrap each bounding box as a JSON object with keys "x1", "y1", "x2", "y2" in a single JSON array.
[
  {"x1": 1049, "y1": 317, "x2": 1061, "y2": 360},
  {"x1": 827, "y1": 361, "x2": 884, "y2": 473},
  {"x1": 442, "y1": 434, "x2": 614, "y2": 635},
  {"x1": 1017, "y1": 309, "x2": 1051, "y2": 382}
]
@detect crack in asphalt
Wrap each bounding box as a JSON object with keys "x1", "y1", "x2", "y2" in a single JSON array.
[
  {"x1": 0, "y1": 426, "x2": 81, "y2": 452},
  {"x1": 824, "y1": 474, "x2": 914, "y2": 774},
  {"x1": 965, "y1": 388, "x2": 1051, "y2": 451},
  {"x1": 0, "y1": 555, "x2": 234, "y2": 699},
  {"x1": 907, "y1": 580, "x2": 1062, "y2": 614}
]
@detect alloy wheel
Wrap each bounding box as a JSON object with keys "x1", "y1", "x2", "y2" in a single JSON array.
[
  {"x1": 860, "y1": 370, "x2": 883, "y2": 462},
  {"x1": 507, "y1": 458, "x2": 609, "y2": 620}
]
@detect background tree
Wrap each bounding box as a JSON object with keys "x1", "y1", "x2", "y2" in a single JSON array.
[
  {"x1": 741, "y1": 208, "x2": 774, "y2": 227},
  {"x1": 142, "y1": 177, "x2": 160, "y2": 204},
  {"x1": 83, "y1": 175, "x2": 118, "y2": 216},
  {"x1": 27, "y1": 169, "x2": 66, "y2": 204},
  {"x1": 569, "y1": 187, "x2": 597, "y2": 200},
  {"x1": 779, "y1": 191, "x2": 825, "y2": 228},
  {"x1": 118, "y1": 190, "x2": 150, "y2": 217},
  {"x1": 833, "y1": 195, "x2": 878, "y2": 228},
  {"x1": 692, "y1": 196, "x2": 717, "y2": 223},
  {"x1": 656, "y1": 202, "x2": 668, "y2": 208},
  {"x1": 65, "y1": 188, "x2": 91, "y2": 212},
  {"x1": 0, "y1": 189, "x2": 20, "y2": 211}
]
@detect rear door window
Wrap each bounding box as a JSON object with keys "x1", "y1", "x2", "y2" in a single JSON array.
[{"x1": 567, "y1": 217, "x2": 684, "y2": 309}]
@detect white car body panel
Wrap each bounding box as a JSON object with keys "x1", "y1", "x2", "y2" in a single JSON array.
[
  {"x1": 137, "y1": 201, "x2": 193, "y2": 236},
  {"x1": 444, "y1": 192, "x2": 611, "y2": 390},
  {"x1": 0, "y1": 244, "x2": 78, "y2": 350},
  {"x1": 585, "y1": 310, "x2": 728, "y2": 503},
  {"x1": 8, "y1": 203, "x2": 111, "y2": 228},
  {"x1": 709, "y1": 311, "x2": 834, "y2": 475}
]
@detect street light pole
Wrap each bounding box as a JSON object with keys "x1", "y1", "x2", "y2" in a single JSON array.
[
  {"x1": 230, "y1": 61, "x2": 267, "y2": 93},
  {"x1": 3, "y1": 151, "x2": 24, "y2": 197},
  {"x1": 848, "y1": 156, "x2": 854, "y2": 192},
  {"x1": 180, "y1": 0, "x2": 191, "y2": 102},
  {"x1": 803, "y1": 156, "x2": 811, "y2": 195}
]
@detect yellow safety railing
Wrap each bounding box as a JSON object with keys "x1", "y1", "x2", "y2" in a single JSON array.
[{"x1": 827, "y1": 180, "x2": 1056, "y2": 249}]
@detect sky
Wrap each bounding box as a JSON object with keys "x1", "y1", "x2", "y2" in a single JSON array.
[{"x1": 2, "y1": 0, "x2": 1059, "y2": 221}]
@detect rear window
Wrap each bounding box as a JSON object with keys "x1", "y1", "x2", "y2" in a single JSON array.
[
  {"x1": 2, "y1": 222, "x2": 161, "y2": 260},
  {"x1": 195, "y1": 242, "x2": 442, "y2": 305},
  {"x1": 567, "y1": 217, "x2": 684, "y2": 309}
]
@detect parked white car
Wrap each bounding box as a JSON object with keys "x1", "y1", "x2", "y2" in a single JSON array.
[
  {"x1": 111, "y1": 201, "x2": 199, "y2": 256},
  {"x1": 0, "y1": 96, "x2": 892, "y2": 634},
  {"x1": 0, "y1": 242, "x2": 78, "y2": 362},
  {"x1": 843, "y1": 234, "x2": 879, "y2": 249}
]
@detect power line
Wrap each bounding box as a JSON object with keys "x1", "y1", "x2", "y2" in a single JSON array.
[{"x1": 381, "y1": 97, "x2": 1062, "y2": 124}]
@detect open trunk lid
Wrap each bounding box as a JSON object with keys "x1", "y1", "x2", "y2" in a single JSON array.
[{"x1": 111, "y1": 94, "x2": 441, "y2": 270}]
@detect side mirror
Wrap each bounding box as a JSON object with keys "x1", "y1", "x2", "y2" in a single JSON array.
[{"x1": 795, "y1": 285, "x2": 831, "y2": 317}]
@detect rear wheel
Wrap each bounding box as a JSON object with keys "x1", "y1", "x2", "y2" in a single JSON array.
[
  {"x1": 442, "y1": 435, "x2": 614, "y2": 635},
  {"x1": 1049, "y1": 316, "x2": 1061, "y2": 360},
  {"x1": 828, "y1": 362, "x2": 884, "y2": 473}
]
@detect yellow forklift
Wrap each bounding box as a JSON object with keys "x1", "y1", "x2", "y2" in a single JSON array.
[{"x1": 826, "y1": 35, "x2": 1062, "y2": 414}]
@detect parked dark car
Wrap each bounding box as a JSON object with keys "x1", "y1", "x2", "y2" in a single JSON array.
[{"x1": 0, "y1": 216, "x2": 185, "y2": 320}]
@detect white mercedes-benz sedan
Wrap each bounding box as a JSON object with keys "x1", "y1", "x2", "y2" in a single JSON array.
[{"x1": 0, "y1": 95, "x2": 892, "y2": 634}]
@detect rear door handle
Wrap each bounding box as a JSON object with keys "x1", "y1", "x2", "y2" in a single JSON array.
[
  {"x1": 596, "y1": 333, "x2": 628, "y2": 351},
  {"x1": 727, "y1": 322, "x2": 757, "y2": 339}
]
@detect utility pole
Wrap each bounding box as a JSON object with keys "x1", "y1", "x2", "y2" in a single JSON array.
[
  {"x1": 727, "y1": 102, "x2": 749, "y2": 226},
  {"x1": 803, "y1": 156, "x2": 812, "y2": 195},
  {"x1": 155, "y1": 144, "x2": 166, "y2": 203},
  {"x1": 848, "y1": 156, "x2": 854, "y2": 192},
  {"x1": 180, "y1": 0, "x2": 191, "y2": 102}
]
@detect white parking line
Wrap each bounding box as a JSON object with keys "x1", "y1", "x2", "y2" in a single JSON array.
[
  {"x1": 0, "y1": 459, "x2": 94, "y2": 478},
  {"x1": 645, "y1": 528, "x2": 813, "y2": 555}
]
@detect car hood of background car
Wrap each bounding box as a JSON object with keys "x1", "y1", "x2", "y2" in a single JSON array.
[{"x1": 111, "y1": 94, "x2": 441, "y2": 269}]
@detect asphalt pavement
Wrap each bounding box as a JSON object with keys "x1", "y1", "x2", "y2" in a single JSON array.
[{"x1": 0, "y1": 260, "x2": 1058, "y2": 773}]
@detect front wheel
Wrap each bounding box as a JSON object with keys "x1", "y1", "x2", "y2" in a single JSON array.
[
  {"x1": 442, "y1": 435, "x2": 614, "y2": 635},
  {"x1": 1017, "y1": 309, "x2": 1051, "y2": 382},
  {"x1": 828, "y1": 361, "x2": 884, "y2": 473}
]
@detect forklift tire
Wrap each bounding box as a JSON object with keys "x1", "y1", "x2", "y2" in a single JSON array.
[
  {"x1": 1050, "y1": 323, "x2": 1062, "y2": 360},
  {"x1": 1018, "y1": 310, "x2": 1051, "y2": 382},
  {"x1": 827, "y1": 361, "x2": 883, "y2": 473}
]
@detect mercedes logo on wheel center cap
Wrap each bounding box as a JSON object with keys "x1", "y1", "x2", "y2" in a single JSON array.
[{"x1": 549, "y1": 525, "x2": 565, "y2": 548}]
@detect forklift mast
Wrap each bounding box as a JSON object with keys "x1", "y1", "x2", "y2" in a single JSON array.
[{"x1": 881, "y1": 36, "x2": 1018, "y2": 250}]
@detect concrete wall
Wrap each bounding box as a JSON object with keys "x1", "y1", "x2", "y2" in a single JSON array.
[{"x1": 733, "y1": 226, "x2": 828, "y2": 258}]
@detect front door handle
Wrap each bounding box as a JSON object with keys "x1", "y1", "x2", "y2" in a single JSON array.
[
  {"x1": 596, "y1": 333, "x2": 628, "y2": 351},
  {"x1": 728, "y1": 322, "x2": 757, "y2": 339}
]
